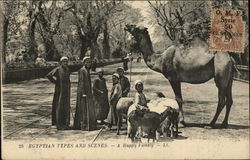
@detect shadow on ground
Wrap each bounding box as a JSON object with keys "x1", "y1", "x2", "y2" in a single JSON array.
[{"x1": 185, "y1": 123, "x2": 250, "y2": 129}]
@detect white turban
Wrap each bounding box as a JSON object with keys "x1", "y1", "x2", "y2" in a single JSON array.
[
  {"x1": 112, "y1": 73, "x2": 120, "y2": 79},
  {"x1": 82, "y1": 56, "x2": 91, "y2": 63},
  {"x1": 116, "y1": 67, "x2": 124, "y2": 72},
  {"x1": 60, "y1": 56, "x2": 68, "y2": 62}
]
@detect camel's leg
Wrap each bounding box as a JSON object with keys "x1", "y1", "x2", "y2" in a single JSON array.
[
  {"x1": 116, "y1": 115, "x2": 121, "y2": 135},
  {"x1": 127, "y1": 121, "x2": 131, "y2": 138},
  {"x1": 210, "y1": 89, "x2": 226, "y2": 128},
  {"x1": 211, "y1": 52, "x2": 232, "y2": 128},
  {"x1": 175, "y1": 121, "x2": 179, "y2": 138},
  {"x1": 130, "y1": 127, "x2": 136, "y2": 142},
  {"x1": 153, "y1": 131, "x2": 156, "y2": 142},
  {"x1": 169, "y1": 80, "x2": 185, "y2": 126},
  {"x1": 221, "y1": 68, "x2": 234, "y2": 128},
  {"x1": 170, "y1": 123, "x2": 174, "y2": 138},
  {"x1": 156, "y1": 130, "x2": 161, "y2": 140}
]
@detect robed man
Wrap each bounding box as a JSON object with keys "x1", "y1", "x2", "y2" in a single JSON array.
[
  {"x1": 46, "y1": 56, "x2": 71, "y2": 130},
  {"x1": 74, "y1": 57, "x2": 97, "y2": 131},
  {"x1": 116, "y1": 67, "x2": 130, "y2": 97}
]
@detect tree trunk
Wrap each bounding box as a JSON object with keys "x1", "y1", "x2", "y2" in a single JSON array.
[
  {"x1": 37, "y1": 18, "x2": 60, "y2": 61},
  {"x1": 36, "y1": 1, "x2": 60, "y2": 61},
  {"x1": 86, "y1": 12, "x2": 102, "y2": 59},
  {"x1": 44, "y1": 35, "x2": 60, "y2": 61},
  {"x1": 79, "y1": 35, "x2": 88, "y2": 60},
  {"x1": 27, "y1": 18, "x2": 37, "y2": 61},
  {"x1": 102, "y1": 21, "x2": 110, "y2": 59},
  {"x1": 90, "y1": 40, "x2": 101, "y2": 59}
]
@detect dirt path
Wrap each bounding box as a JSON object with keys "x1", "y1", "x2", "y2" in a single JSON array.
[{"x1": 2, "y1": 61, "x2": 249, "y2": 159}]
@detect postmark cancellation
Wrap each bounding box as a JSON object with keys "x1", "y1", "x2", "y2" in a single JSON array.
[{"x1": 209, "y1": 8, "x2": 246, "y2": 53}]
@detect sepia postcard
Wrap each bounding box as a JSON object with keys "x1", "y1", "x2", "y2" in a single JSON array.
[{"x1": 1, "y1": 0, "x2": 249, "y2": 159}]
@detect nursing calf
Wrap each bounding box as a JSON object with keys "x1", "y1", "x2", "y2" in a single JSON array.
[
  {"x1": 127, "y1": 97, "x2": 180, "y2": 141},
  {"x1": 158, "y1": 107, "x2": 179, "y2": 138},
  {"x1": 128, "y1": 107, "x2": 173, "y2": 142},
  {"x1": 148, "y1": 98, "x2": 180, "y2": 138}
]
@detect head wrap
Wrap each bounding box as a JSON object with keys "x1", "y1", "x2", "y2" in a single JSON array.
[
  {"x1": 60, "y1": 56, "x2": 69, "y2": 62},
  {"x1": 116, "y1": 67, "x2": 124, "y2": 72},
  {"x1": 112, "y1": 73, "x2": 120, "y2": 79},
  {"x1": 82, "y1": 56, "x2": 91, "y2": 64},
  {"x1": 134, "y1": 80, "x2": 143, "y2": 86}
]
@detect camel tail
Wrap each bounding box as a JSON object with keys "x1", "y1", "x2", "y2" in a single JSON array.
[{"x1": 230, "y1": 56, "x2": 241, "y2": 76}]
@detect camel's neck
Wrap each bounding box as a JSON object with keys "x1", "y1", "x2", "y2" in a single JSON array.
[
  {"x1": 138, "y1": 34, "x2": 154, "y2": 59},
  {"x1": 138, "y1": 34, "x2": 154, "y2": 61},
  {"x1": 138, "y1": 34, "x2": 162, "y2": 73}
]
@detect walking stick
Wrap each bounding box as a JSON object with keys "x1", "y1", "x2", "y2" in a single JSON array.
[
  {"x1": 129, "y1": 54, "x2": 132, "y2": 84},
  {"x1": 91, "y1": 126, "x2": 105, "y2": 145},
  {"x1": 129, "y1": 53, "x2": 132, "y2": 97}
]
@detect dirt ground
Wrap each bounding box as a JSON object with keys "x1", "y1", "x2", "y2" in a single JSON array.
[{"x1": 2, "y1": 61, "x2": 249, "y2": 159}]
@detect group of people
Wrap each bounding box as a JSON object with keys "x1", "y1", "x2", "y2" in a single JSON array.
[{"x1": 46, "y1": 56, "x2": 131, "y2": 131}]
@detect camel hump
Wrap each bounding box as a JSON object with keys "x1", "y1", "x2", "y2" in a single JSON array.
[
  {"x1": 173, "y1": 42, "x2": 214, "y2": 70},
  {"x1": 148, "y1": 98, "x2": 179, "y2": 114}
]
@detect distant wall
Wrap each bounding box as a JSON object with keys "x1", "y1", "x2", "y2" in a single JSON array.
[{"x1": 3, "y1": 58, "x2": 123, "y2": 84}]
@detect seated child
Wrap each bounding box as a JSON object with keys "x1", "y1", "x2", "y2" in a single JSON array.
[{"x1": 134, "y1": 80, "x2": 148, "y2": 109}]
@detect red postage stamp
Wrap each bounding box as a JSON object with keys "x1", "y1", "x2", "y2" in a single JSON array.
[{"x1": 209, "y1": 8, "x2": 245, "y2": 53}]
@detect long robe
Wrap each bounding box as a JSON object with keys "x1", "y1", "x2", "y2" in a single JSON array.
[
  {"x1": 120, "y1": 76, "x2": 130, "y2": 97},
  {"x1": 47, "y1": 66, "x2": 71, "y2": 129},
  {"x1": 93, "y1": 77, "x2": 109, "y2": 120},
  {"x1": 105, "y1": 83, "x2": 122, "y2": 125},
  {"x1": 74, "y1": 67, "x2": 96, "y2": 131}
]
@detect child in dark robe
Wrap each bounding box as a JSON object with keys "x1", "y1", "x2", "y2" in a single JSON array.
[{"x1": 93, "y1": 69, "x2": 110, "y2": 124}]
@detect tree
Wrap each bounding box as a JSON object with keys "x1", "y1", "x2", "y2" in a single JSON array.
[
  {"x1": 1, "y1": 1, "x2": 19, "y2": 63},
  {"x1": 68, "y1": 0, "x2": 121, "y2": 59},
  {"x1": 35, "y1": 1, "x2": 73, "y2": 61},
  {"x1": 108, "y1": 2, "x2": 142, "y2": 55},
  {"x1": 148, "y1": 0, "x2": 210, "y2": 42},
  {"x1": 25, "y1": 0, "x2": 40, "y2": 61},
  {"x1": 102, "y1": 21, "x2": 110, "y2": 58}
]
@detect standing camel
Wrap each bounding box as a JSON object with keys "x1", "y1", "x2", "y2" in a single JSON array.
[{"x1": 125, "y1": 24, "x2": 234, "y2": 128}]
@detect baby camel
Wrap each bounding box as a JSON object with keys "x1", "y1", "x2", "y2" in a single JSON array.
[{"x1": 128, "y1": 107, "x2": 173, "y2": 143}]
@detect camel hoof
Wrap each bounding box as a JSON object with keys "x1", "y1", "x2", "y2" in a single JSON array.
[
  {"x1": 220, "y1": 123, "x2": 228, "y2": 129},
  {"x1": 174, "y1": 133, "x2": 178, "y2": 138},
  {"x1": 209, "y1": 122, "x2": 216, "y2": 129},
  {"x1": 179, "y1": 121, "x2": 186, "y2": 128}
]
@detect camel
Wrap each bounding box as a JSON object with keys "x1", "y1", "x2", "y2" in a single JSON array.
[{"x1": 124, "y1": 24, "x2": 234, "y2": 128}]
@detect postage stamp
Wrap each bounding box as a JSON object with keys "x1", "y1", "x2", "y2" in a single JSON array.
[{"x1": 209, "y1": 8, "x2": 245, "y2": 53}]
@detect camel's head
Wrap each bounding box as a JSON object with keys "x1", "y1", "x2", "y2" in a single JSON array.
[{"x1": 124, "y1": 24, "x2": 148, "y2": 39}]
